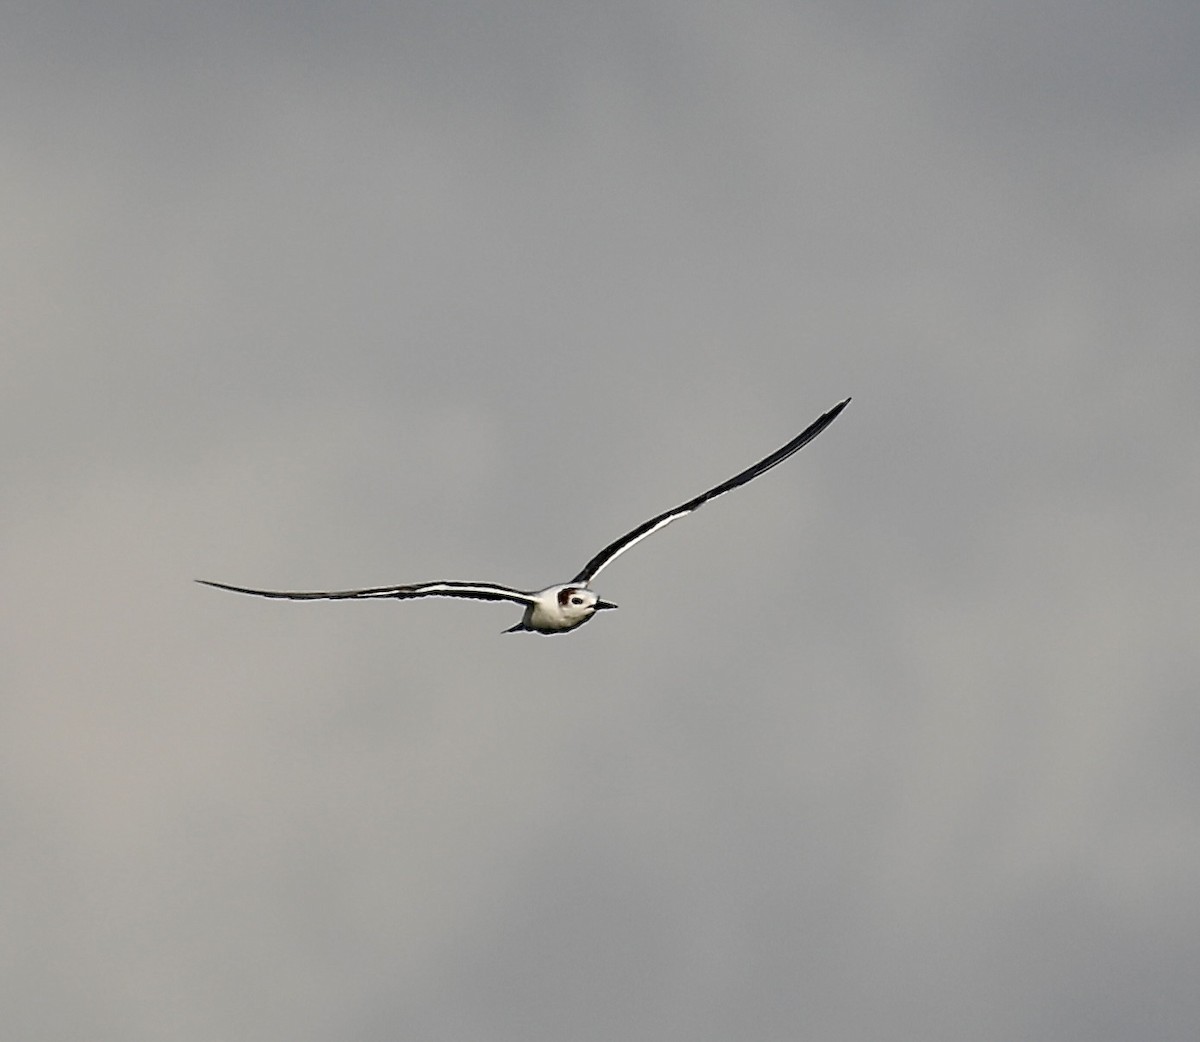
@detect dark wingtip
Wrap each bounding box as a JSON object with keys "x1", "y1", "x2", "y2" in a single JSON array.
[
  {"x1": 195, "y1": 578, "x2": 259, "y2": 596},
  {"x1": 196, "y1": 579, "x2": 236, "y2": 591},
  {"x1": 818, "y1": 397, "x2": 851, "y2": 427}
]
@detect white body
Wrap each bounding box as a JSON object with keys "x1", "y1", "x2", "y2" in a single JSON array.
[{"x1": 511, "y1": 584, "x2": 615, "y2": 634}]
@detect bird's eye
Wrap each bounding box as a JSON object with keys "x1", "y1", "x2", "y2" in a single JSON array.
[{"x1": 570, "y1": 596, "x2": 584, "y2": 605}]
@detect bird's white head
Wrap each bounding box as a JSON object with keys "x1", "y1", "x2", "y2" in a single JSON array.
[{"x1": 556, "y1": 585, "x2": 618, "y2": 623}]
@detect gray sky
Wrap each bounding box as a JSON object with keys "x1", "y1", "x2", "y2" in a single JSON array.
[{"x1": 4, "y1": 2, "x2": 1199, "y2": 1039}]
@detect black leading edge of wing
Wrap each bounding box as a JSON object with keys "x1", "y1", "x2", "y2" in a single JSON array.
[
  {"x1": 571, "y1": 397, "x2": 850, "y2": 584},
  {"x1": 194, "y1": 579, "x2": 538, "y2": 606}
]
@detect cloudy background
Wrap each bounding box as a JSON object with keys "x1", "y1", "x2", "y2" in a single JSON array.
[{"x1": 4, "y1": 2, "x2": 1199, "y2": 1039}]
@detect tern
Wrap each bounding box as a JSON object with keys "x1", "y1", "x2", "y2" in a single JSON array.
[{"x1": 198, "y1": 397, "x2": 849, "y2": 634}]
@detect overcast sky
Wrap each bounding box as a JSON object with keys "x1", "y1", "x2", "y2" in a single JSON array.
[{"x1": 3, "y1": 2, "x2": 1199, "y2": 1040}]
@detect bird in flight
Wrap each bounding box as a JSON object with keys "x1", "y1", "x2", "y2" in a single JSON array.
[{"x1": 198, "y1": 397, "x2": 850, "y2": 634}]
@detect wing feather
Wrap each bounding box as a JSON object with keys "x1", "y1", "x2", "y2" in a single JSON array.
[
  {"x1": 572, "y1": 397, "x2": 850, "y2": 583},
  {"x1": 196, "y1": 578, "x2": 538, "y2": 607}
]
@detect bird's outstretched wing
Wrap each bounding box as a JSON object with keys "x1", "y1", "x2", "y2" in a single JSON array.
[
  {"x1": 572, "y1": 397, "x2": 850, "y2": 584},
  {"x1": 196, "y1": 578, "x2": 538, "y2": 606}
]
